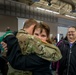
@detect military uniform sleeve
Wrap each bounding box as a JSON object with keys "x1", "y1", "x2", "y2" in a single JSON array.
[
  {"x1": 16, "y1": 30, "x2": 62, "y2": 62},
  {"x1": 26, "y1": 35, "x2": 62, "y2": 62},
  {"x1": 21, "y1": 35, "x2": 62, "y2": 62},
  {"x1": 43, "y1": 44, "x2": 62, "y2": 62},
  {"x1": 3, "y1": 35, "x2": 50, "y2": 71}
]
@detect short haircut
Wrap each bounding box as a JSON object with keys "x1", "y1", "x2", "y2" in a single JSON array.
[
  {"x1": 68, "y1": 26, "x2": 76, "y2": 30},
  {"x1": 23, "y1": 18, "x2": 38, "y2": 29}
]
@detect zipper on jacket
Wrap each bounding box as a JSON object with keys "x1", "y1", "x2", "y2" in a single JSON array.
[{"x1": 67, "y1": 48, "x2": 72, "y2": 75}]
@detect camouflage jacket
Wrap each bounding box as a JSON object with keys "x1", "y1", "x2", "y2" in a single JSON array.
[
  {"x1": 8, "y1": 63, "x2": 32, "y2": 75},
  {"x1": 16, "y1": 29, "x2": 62, "y2": 61}
]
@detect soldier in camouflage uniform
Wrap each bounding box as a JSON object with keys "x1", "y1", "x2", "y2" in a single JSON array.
[{"x1": 7, "y1": 21, "x2": 62, "y2": 75}]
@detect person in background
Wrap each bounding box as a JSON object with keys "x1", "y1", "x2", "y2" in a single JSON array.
[
  {"x1": 6, "y1": 27, "x2": 11, "y2": 31},
  {"x1": 2, "y1": 19, "x2": 62, "y2": 75},
  {"x1": 53, "y1": 26, "x2": 76, "y2": 75},
  {"x1": 54, "y1": 36, "x2": 58, "y2": 43},
  {"x1": 50, "y1": 36, "x2": 57, "y2": 45}
]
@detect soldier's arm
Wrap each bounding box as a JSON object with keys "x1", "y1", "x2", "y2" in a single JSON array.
[
  {"x1": 23, "y1": 35, "x2": 62, "y2": 62},
  {"x1": 43, "y1": 44, "x2": 62, "y2": 62},
  {"x1": 16, "y1": 33, "x2": 62, "y2": 62},
  {"x1": 30, "y1": 38, "x2": 62, "y2": 62}
]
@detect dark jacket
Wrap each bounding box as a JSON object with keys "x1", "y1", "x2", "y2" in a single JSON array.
[
  {"x1": 3, "y1": 35, "x2": 52, "y2": 75},
  {"x1": 0, "y1": 51, "x2": 8, "y2": 75},
  {"x1": 57, "y1": 39, "x2": 76, "y2": 75}
]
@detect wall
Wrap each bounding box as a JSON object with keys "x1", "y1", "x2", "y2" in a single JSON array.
[
  {"x1": 45, "y1": 21, "x2": 57, "y2": 37},
  {"x1": 58, "y1": 18, "x2": 76, "y2": 27},
  {"x1": 0, "y1": 15, "x2": 57, "y2": 36},
  {"x1": 0, "y1": 15, "x2": 76, "y2": 37},
  {"x1": 18, "y1": 18, "x2": 27, "y2": 30},
  {"x1": 58, "y1": 26, "x2": 68, "y2": 37},
  {"x1": 0, "y1": 15, "x2": 18, "y2": 32}
]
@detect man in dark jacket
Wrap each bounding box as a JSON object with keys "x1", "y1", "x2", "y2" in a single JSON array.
[{"x1": 56, "y1": 26, "x2": 76, "y2": 75}]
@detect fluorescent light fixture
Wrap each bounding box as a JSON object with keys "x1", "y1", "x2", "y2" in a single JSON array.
[
  {"x1": 52, "y1": 11, "x2": 60, "y2": 14},
  {"x1": 57, "y1": 34, "x2": 60, "y2": 42},
  {"x1": 65, "y1": 15, "x2": 76, "y2": 19},
  {"x1": 36, "y1": 7, "x2": 45, "y2": 10},
  {"x1": 46, "y1": 9, "x2": 52, "y2": 12},
  {"x1": 36, "y1": 7, "x2": 59, "y2": 14},
  {"x1": 32, "y1": 0, "x2": 40, "y2": 2}
]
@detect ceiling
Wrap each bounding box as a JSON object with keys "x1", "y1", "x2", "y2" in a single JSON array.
[{"x1": 13, "y1": 0, "x2": 76, "y2": 19}]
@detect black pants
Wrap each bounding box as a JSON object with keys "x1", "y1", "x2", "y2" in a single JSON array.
[{"x1": 0, "y1": 57, "x2": 8, "y2": 75}]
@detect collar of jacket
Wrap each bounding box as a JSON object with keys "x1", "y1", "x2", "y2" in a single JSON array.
[
  {"x1": 18, "y1": 29, "x2": 28, "y2": 34},
  {"x1": 64, "y1": 39, "x2": 76, "y2": 46}
]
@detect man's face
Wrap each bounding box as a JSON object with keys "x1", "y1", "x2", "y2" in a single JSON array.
[{"x1": 67, "y1": 27, "x2": 76, "y2": 42}]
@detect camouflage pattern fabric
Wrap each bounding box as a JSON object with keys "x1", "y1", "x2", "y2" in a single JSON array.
[
  {"x1": 7, "y1": 30, "x2": 32, "y2": 75},
  {"x1": 16, "y1": 29, "x2": 62, "y2": 61},
  {"x1": 7, "y1": 64, "x2": 32, "y2": 75}
]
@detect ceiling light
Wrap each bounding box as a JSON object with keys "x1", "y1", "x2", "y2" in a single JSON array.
[
  {"x1": 32, "y1": 0, "x2": 40, "y2": 2},
  {"x1": 65, "y1": 15, "x2": 76, "y2": 19},
  {"x1": 36, "y1": 7, "x2": 60, "y2": 14},
  {"x1": 36, "y1": 7, "x2": 45, "y2": 10}
]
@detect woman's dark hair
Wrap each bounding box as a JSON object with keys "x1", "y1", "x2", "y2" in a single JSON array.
[
  {"x1": 33, "y1": 22, "x2": 50, "y2": 37},
  {"x1": 32, "y1": 22, "x2": 52, "y2": 43}
]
